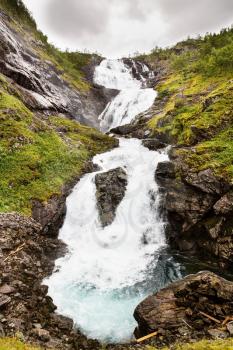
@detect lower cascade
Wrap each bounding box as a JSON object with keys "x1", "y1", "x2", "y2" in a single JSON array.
[{"x1": 45, "y1": 59, "x2": 182, "y2": 343}]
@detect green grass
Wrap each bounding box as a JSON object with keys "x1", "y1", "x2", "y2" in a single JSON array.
[
  {"x1": 0, "y1": 338, "x2": 43, "y2": 350},
  {"x1": 145, "y1": 28, "x2": 233, "y2": 181},
  {"x1": 0, "y1": 88, "x2": 116, "y2": 215},
  {"x1": 1, "y1": 338, "x2": 233, "y2": 350},
  {"x1": 148, "y1": 71, "x2": 233, "y2": 180},
  {"x1": 146, "y1": 338, "x2": 233, "y2": 350},
  {"x1": 0, "y1": 0, "x2": 37, "y2": 29}
]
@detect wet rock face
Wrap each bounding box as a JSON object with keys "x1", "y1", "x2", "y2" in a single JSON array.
[
  {"x1": 142, "y1": 138, "x2": 166, "y2": 151},
  {"x1": 134, "y1": 271, "x2": 233, "y2": 345},
  {"x1": 155, "y1": 159, "x2": 233, "y2": 266},
  {"x1": 95, "y1": 167, "x2": 128, "y2": 227},
  {"x1": 0, "y1": 12, "x2": 107, "y2": 128}
]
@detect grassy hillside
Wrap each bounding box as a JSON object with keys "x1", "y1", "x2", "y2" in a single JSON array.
[
  {"x1": 0, "y1": 0, "x2": 115, "y2": 216},
  {"x1": 0, "y1": 73, "x2": 116, "y2": 215},
  {"x1": 139, "y1": 28, "x2": 233, "y2": 181}
]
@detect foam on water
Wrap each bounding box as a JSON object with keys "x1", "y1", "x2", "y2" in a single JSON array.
[
  {"x1": 45, "y1": 139, "x2": 170, "y2": 342},
  {"x1": 94, "y1": 59, "x2": 157, "y2": 131},
  {"x1": 45, "y1": 59, "x2": 182, "y2": 343}
]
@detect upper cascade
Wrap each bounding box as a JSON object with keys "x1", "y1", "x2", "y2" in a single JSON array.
[
  {"x1": 94, "y1": 59, "x2": 142, "y2": 90},
  {"x1": 94, "y1": 59, "x2": 157, "y2": 132}
]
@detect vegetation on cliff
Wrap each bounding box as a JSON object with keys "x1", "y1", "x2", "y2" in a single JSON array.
[
  {"x1": 0, "y1": 75, "x2": 116, "y2": 215},
  {"x1": 139, "y1": 28, "x2": 233, "y2": 181},
  {"x1": 0, "y1": 0, "x2": 115, "y2": 216},
  {"x1": 0, "y1": 0, "x2": 101, "y2": 91}
]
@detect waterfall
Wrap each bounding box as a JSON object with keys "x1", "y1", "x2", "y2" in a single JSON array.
[
  {"x1": 45, "y1": 59, "x2": 182, "y2": 343},
  {"x1": 94, "y1": 59, "x2": 157, "y2": 132}
]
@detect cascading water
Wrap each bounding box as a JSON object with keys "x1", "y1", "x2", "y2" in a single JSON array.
[
  {"x1": 45, "y1": 59, "x2": 183, "y2": 343},
  {"x1": 94, "y1": 59, "x2": 157, "y2": 132}
]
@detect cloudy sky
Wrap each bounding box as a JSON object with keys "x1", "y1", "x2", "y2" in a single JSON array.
[{"x1": 23, "y1": 0, "x2": 233, "y2": 58}]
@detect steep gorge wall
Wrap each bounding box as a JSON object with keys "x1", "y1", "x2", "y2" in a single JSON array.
[{"x1": 111, "y1": 37, "x2": 233, "y2": 267}]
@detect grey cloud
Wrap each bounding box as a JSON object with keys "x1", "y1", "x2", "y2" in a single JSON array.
[
  {"x1": 156, "y1": 0, "x2": 233, "y2": 41},
  {"x1": 23, "y1": 0, "x2": 233, "y2": 57},
  {"x1": 46, "y1": 0, "x2": 110, "y2": 38}
]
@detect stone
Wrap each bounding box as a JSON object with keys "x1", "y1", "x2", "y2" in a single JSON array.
[
  {"x1": 214, "y1": 191, "x2": 233, "y2": 215},
  {"x1": 0, "y1": 294, "x2": 11, "y2": 308},
  {"x1": 134, "y1": 271, "x2": 233, "y2": 344},
  {"x1": 0, "y1": 323, "x2": 5, "y2": 337},
  {"x1": 208, "y1": 329, "x2": 228, "y2": 339},
  {"x1": 155, "y1": 161, "x2": 176, "y2": 179},
  {"x1": 95, "y1": 167, "x2": 127, "y2": 227},
  {"x1": 227, "y1": 321, "x2": 233, "y2": 335},
  {"x1": 184, "y1": 169, "x2": 229, "y2": 195},
  {"x1": 0, "y1": 284, "x2": 15, "y2": 294},
  {"x1": 142, "y1": 138, "x2": 166, "y2": 151},
  {"x1": 32, "y1": 328, "x2": 51, "y2": 342}
]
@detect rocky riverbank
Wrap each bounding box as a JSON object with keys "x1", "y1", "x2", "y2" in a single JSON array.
[
  {"x1": 135, "y1": 271, "x2": 233, "y2": 347},
  {"x1": 1, "y1": 2, "x2": 233, "y2": 349}
]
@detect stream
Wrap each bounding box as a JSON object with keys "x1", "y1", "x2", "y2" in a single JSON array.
[{"x1": 45, "y1": 59, "x2": 184, "y2": 343}]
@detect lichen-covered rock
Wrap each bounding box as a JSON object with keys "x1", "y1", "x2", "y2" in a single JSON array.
[
  {"x1": 214, "y1": 191, "x2": 233, "y2": 215},
  {"x1": 0, "y1": 11, "x2": 107, "y2": 128},
  {"x1": 155, "y1": 159, "x2": 233, "y2": 266},
  {"x1": 95, "y1": 167, "x2": 127, "y2": 227},
  {"x1": 142, "y1": 138, "x2": 166, "y2": 151},
  {"x1": 134, "y1": 271, "x2": 233, "y2": 345}
]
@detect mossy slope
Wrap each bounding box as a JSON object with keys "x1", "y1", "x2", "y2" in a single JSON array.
[
  {"x1": 141, "y1": 29, "x2": 233, "y2": 181},
  {"x1": 0, "y1": 76, "x2": 116, "y2": 215}
]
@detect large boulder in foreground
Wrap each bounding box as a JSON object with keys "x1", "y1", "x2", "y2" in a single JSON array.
[
  {"x1": 134, "y1": 271, "x2": 233, "y2": 345},
  {"x1": 95, "y1": 167, "x2": 127, "y2": 227}
]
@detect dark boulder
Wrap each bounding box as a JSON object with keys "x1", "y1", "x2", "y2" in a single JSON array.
[
  {"x1": 184, "y1": 169, "x2": 230, "y2": 196},
  {"x1": 142, "y1": 138, "x2": 166, "y2": 151},
  {"x1": 134, "y1": 271, "x2": 233, "y2": 345},
  {"x1": 155, "y1": 161, "x2": 176, "y2": 179},
  {"x1": 155, "y1": 157, "x2": 233, "y2": 265},
  {"x1": 214, "y1": 191, "x2": 233, "y2": 215},
  {"x1": 95, "y1": 167, "x2": 127, "y2": 227}
]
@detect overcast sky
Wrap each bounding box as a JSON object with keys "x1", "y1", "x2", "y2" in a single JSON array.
[{"x1": 23, "y1": 0, "x2": 233, "y2": 58}]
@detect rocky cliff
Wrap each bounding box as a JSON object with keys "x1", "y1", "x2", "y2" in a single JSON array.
[
  {"x1": 112, "y1": 31, "x2": 233, "y2": 268},
  {"x1": 1, "y1": 2, "x2": 233, "y2": 350},
  {"x1": 0, "y1": 2, "x2": 118, "y2": 348}
]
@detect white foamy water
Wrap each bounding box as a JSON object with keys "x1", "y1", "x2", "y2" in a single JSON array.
[
  {"x1": 94, "y1": 59, "x2": 157, "y2": 131},
  {"x1": 45, "y1": 139, "x2": 168, "y2": 342},
  {"x1": 45, "y1": 59, "x2": 181, "y2": 343}
]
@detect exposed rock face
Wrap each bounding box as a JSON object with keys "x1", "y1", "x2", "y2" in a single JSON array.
[
  {"x1": 142, "y1": 138, "x2": 166, "y2": 151},
  {"x1": 0, "y1": 213, "x2": 100, "y2": 349},
  {"x1": 95, "y1": 167, "x2": 128, "y2": 227},
  {"x1": 155, "y1": 159, "x2": 233, "y2": 266},
  {"x1": 123, "y1": 58, "x2": 156, "y2": 87},
  {"x1": 0, "y1": 11, "x2": 110, "y2": 128},
  {"x1": 134, "y1": 271, "x2": 233, "y2": 345}
]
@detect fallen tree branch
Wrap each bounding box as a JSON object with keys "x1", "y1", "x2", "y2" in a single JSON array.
[
  {"x1": 222, "y1": 316, "x2": 233, "y2": 326},
  {"x1": 199, "y1": 311, "x2": 221, "y2": 324},
  {"x1": 182, "y1": 318, "x2": 193, "y2": 329},
  {"x1": 4, "y1": 243, "x2": 26, "y2": 262},
  {"x1": 136, "y1": 331, "x2": 158, "y2": 343}
]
